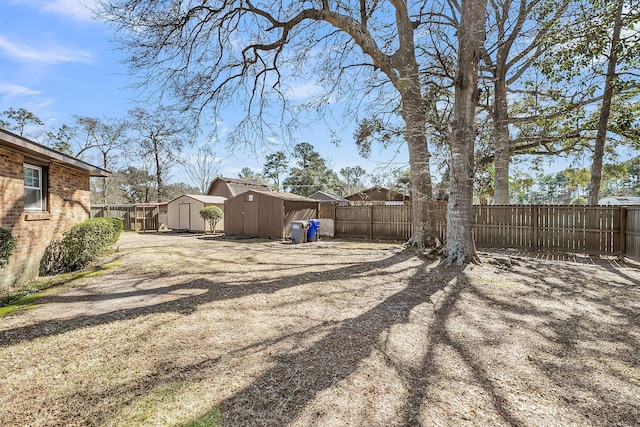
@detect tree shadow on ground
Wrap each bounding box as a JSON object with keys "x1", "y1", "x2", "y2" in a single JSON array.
[
  {"x1": 181, "y1": 261, "x2": 463, "y2": 426},
  {"x1": 0, "y1": 251, "x2": 410, "y2": 347},
  {"x1": 425, "y1": 256, "x2": 640, "y2": 426}
]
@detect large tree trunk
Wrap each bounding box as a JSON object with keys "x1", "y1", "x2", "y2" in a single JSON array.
[
  {"x1": 588, "y1": 0, "x2": 623, "y2": 205},
  {"x1": 493, "y1": 79, "x2": 510, "y2": 204},
  {"x1": 393, "y1": 0, "x2": 435, "y2": 249},
  {"x1": 446, "y1": 0, "x2": 487, "y2": 265},
  {"x1": 153, "y1": 140, "x2": 164, "y2": 203},
  {"x1": 402, "y1": 95, "x2": 435, "y2": 249}
]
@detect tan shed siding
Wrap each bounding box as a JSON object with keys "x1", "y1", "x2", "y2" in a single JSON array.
[
  {"x1": 168, "y1": 195, "x2": 203, "y2": 231},
  {"x1": 189, "y1": 200, "x2": 206, "y2": 232},
  {"x1": 1, "y1": 146, "x2": 91, "y2": 289},
  {"x1": 207, "y1": 180, "x2": 233, "y2": 198},
  {"x1": 167, "y1": 195, "x2": 186, "y2": 230},
  {"x1": 167, "y1": 195, "x2": 225, "y2": 232}
]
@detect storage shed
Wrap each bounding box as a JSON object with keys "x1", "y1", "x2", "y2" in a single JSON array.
[
  {"x1": 167, "y1": 194, "x2": 226, "y2": 232},
  {"x1": 224, "y1": 190, "x2": 319, "y2": 238}
]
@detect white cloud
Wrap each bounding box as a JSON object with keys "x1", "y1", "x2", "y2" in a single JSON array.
[
  {"x1": 0, "y1": 83, "x2": 40, "y2": 96},
  {"x1": 0, "y1": 35, "x2": 93, "y2": 65},
  {"x1": 289, "y1": 82, "x2": 324, "y2": 101},
  {"x1": 11, "y1": 0, "x2": 97, "y2": 21}
]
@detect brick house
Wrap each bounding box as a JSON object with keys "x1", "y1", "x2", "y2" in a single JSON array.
[{"x1": 0, "y1": 129, "x2": 111, "y2": 289}]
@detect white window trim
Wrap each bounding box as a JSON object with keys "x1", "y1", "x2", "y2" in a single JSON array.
[{"x1": 24, "y1": 163, "x2": 43, "y2": 211}]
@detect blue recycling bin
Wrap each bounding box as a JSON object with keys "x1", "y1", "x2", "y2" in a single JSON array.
[{"x1": 307, "y1": 219, "x2": 321, "y2": 242}]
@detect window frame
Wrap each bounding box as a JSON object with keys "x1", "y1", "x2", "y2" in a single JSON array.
[{"x1": 24, "y1": 163, "x2": 45, "y2": 211}]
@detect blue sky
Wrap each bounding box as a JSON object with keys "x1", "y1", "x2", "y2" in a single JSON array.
[{"x1": 0, "y1": 0, "x2": 409, "y2": 185}]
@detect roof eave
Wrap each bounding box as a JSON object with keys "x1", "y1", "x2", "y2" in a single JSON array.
[{"x1": 0, "y1": 129, "x2": 112, "y2": 177}]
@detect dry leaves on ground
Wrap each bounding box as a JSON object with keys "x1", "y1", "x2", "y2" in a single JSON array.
[{"x1": 0, "y1": 232, "x2": 639, "y2": 426}]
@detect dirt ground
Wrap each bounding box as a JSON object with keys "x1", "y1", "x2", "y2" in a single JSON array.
[{"x1": 1, "y1": 232, "x2": 639, "y2": 427}]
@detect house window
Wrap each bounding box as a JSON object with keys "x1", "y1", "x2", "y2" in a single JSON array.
[{"x1": 24, "y1": 164, "x2": 44, "y2": 210}]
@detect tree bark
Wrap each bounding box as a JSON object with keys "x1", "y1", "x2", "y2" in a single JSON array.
[
  {"x1": 588, "y1": 0, "x2": 623, "y2": 205},
  {"x1": 153, "y1": 139, "x2": 164, "y2": 203},
  {"x1": 402, "y1": 95, "x2": 435, "y2": 249},
  {"x1": 446, "y1": 0, "x2": 487, "y2": 265},
  {"x1": 493, "y1": 78, "x2": 511, "y2": 204}
]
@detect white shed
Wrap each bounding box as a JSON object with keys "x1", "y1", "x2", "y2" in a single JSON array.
[{"x1": 167, "y1": 194, "x2": 226, "y2": 232}]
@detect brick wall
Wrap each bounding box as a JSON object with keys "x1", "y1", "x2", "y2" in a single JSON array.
[{"x1": 0, "y1": 146, "x2": 91, "y2": 290}]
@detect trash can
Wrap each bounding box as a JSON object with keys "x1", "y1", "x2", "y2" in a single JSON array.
[
  {"x1": 307, "y1": 219, "x2": 321, "y2": 242},
  {"x1": 291, "y1": 220, "x2": 310, "y2": 244}
]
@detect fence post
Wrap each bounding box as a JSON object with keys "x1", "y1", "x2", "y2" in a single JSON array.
[
  {"x1": 143, "y1": 206, "x2": 147, "y2": 231},
  {"x1": 369, "y1": 205, "x2": 373, "y2": 240},
  {"x1": 531, "y1": 206, "x2": 538, "y2": 251},
  {"x1": 619, "y1": 206, "x2": 626, "y2": 260}
]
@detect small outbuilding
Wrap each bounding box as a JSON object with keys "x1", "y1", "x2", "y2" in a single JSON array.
[
  {"x1": 224, "y1": 190, "x2": 319, "y2": 238},
  {"x1": 167, "y1": 194, "x2": 226, "y2": 232}
]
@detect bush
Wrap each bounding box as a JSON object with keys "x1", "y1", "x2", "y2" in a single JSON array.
[
  {"x1": 40, "y1": 218, "x2": 122, "y2": 275},
  {"x1": 105, "y1": 217, "x2": 124, "y2": 244},
  {"x1": 569, "y1": 197, "x2": 587, "y2": 205},
  {"x1": 199, "y1": 205, "x2": 224, "y2": 233},
  {"x1": 0, "y1": 228, "x2": 16, "y2": 269}
]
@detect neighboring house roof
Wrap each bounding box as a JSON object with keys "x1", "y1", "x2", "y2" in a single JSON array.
[
  {"x1": 0, "y1": 128, "x2": 111, "y2": 177},
  {"x1": 206, "y1": 176, "x2": 271, "y2": 197},
  {"x1": 308, "y1": 191, "x2": 348, "y2": 202},
  {"x1": 599, "y1": 196, "x2": 640, "y2": 205},
  {"x1": 345, "y1": 186, "x2": 408, "y2": 202}
]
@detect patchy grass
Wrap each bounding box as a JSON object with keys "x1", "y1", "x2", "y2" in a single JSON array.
[
  {"x1": 0, "y1": 259, "x2": 122, "y2": 317},
  {"x1": 1, "y1": 233, "x2": 639, "y2": 427},
  {"x1": 181, "y1": 408, "x2": 222, "y2": 427}
]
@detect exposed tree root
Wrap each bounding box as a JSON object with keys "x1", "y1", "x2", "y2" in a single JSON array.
[{"x1": 440, "y1": 240, "x2": 482, "y2": 267}]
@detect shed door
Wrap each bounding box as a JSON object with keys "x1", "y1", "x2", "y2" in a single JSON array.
[
  {"x1": 179, "y1": 203, "x2": 190, "y2": 230},
  {"x1": 244, "y1": 194, "x2": 259, "y2": 235}
]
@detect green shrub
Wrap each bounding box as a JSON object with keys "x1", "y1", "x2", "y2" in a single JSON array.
[
  {"x1": 40, "y1": 218, "x2": 122, "y2": 275},
  {"x1": 0, "y1": 228, "x2": 16, "y2": 269},
  {"x1": 570, "y1": 197, "x2": 587, "y2": 205},
  {"x1": 39, "y1": 239, "x2": 64, "y2": 276},
  {"x1": 199, "y1": 205, "x2": 224, "y2": 233},
  {"x1": 106, "y1": 217, "x2": 124, "y2": 244}
]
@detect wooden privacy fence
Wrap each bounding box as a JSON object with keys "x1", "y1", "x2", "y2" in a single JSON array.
[
  {"x1": 325, "y1": 204, "x2": 640, "y2": 259},
  {"x1": 625, "y1": 207, "x2": 640, "y2": 261},
  {"x1": 90, "y1": 204, "x2": 168, "y2": 232}
]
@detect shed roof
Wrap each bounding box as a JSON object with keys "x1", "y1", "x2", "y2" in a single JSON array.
[
  {"x1": 250, "y1": 190, "x2": 319, "y2": 202},
  {"x1": 207, "y1": 176, "x2": 271, "y2": 196},
  {"x1": 180, "y1": 194, "x2": 227, "y2": 204},
  {"x1": 0, "y1": 128, "x2": 111, "y2": 177}
]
